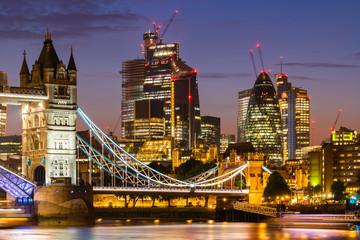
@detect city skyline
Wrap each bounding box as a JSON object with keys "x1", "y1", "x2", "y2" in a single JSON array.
[{"x1": 0, "y1": 1, "x2": 359, "y2": 145}]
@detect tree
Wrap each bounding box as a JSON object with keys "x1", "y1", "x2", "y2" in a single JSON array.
[
  {"x1": 330, "y1": 179, "x2": 346, "y2": 201},
  {"x1": 263, "y1": 171, "x2": 291, "y2": 201},
  {"x1": 234, "y1": 174, "x2": 246, "y2": 189},
  {"x1": 148, "y1": 161, "x2": 171, "y2": 174},
  {"x1": 177, "y1": 159, "x2": 216, "y2": 180}
]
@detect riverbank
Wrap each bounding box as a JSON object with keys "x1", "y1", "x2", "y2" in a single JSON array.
[{"x1": 95, "y1": 207, "x2": 215, "y2": 222}]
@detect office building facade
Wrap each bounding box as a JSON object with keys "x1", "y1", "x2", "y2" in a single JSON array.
[
  {"x1": 121, "y1": 31, "x2": 201, "y2": 150},
  {"x1": 237, "y1": 89, "x2": 251, "y2": 142},
  {"x1": 121, "y1": 59, "x2": 146, "y2": 139},
  {"x1": 245, "y1": 72, "x2": 282, "y2": 167},
  {"x1": 275, "y1": 74, "x2": 310, "y2": 162},
  {"x1": 200, "y1": 116, "x2": 220, "y2": 151}
]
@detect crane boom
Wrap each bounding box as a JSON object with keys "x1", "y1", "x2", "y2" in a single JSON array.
[
  {"x1": 160, "y1": 10, "x2": 178, "y2": 39},
  {"x1": 330, "y1": 109, "x2": 342, "y2": 133}
]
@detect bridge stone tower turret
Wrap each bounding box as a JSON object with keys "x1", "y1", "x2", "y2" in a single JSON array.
[
  {"x1": 21, "y1": 30, "x2": 77, "y2": 185},
  {"x1": 247, "y1": 153, "x2": 264, "y2": 205}
]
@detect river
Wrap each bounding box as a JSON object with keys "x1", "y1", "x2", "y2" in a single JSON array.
[{"x1": 0, "y1": 221, "x2": 359, "y2": 239}]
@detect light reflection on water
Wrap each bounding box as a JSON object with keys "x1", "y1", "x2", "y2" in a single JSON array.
[{"x1": 0, "y1": 222, "x2": 358, "y2": 240}]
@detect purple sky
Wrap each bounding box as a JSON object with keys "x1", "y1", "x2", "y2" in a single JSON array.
[{"x1": 0, "y1": 0, "x2": 359, "y2": 145}]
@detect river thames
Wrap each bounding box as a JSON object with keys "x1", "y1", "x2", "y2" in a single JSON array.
[{"x1": 0, "y1": 221, "x2": 358, "y2": 240}]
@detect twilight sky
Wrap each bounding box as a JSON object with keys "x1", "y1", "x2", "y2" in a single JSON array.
[{"x1": 0, "y1": 0, "x2": 359, "y2": 145}]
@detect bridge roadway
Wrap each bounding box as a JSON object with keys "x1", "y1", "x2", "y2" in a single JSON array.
[{"x1": 93, "y1": 186, "x2": 249, "y2": 196}]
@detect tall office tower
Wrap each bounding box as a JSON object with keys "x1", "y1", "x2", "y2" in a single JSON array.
[
  {"x1": 121, "y1": 59, "x2": 145, "y2": 139},
  {"x1": 245, "y1": 72, "x2": 282, "y2": 167},
  {"x1": 142, "y1": 31, "x2": 200, "y2": 150},
  {"x1": 200, "y1": 116, "x2": 221, "y2": 150},
  {"x1": 0, "y1": 71, "x2": 8, "y2": 136},
  {"x1": 237, "y1": 89, "x2": 251, "y2": 142},
  {"x1": 276, "y1": 74, "x2": 310, "y2": 162}
]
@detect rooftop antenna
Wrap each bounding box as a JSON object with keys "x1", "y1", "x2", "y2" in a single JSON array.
[
  {"x1": 280, "y1": 56, "x2": 283, "y2": 74},
  {"x1": 256, "y1": 44, "x2": 265, "y2": 72},
  {"x1": 250, "y1": 49, "x2": 257, "y2": 78}
]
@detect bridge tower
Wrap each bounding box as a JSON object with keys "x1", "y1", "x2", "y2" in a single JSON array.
[
  {"x1": 21, "y1": 30, "x2": 77, "y2": 185},
  {"x1": 247, "y1": 152, "x2": 264, "y2": 205}
]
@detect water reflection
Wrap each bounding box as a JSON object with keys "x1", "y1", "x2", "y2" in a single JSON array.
[{"x1": 0, "y1": 221, "x2": 358, "y2": 240}]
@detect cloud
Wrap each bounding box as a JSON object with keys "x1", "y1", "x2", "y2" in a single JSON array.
[
  {"x1": 291, "y1": 75, "x2": 320, "y2": 81},
  {"x1": 346, "y1": 52, "x2": 360, "y2": 59},
  {"x1": 278, "y1": 62, "x2": 360, "y2": 68},
  {"x1": 199, "y1": 72, "x2": 251, "y2": 79},
  {"x1": 0, "y1": 1, "x2": 147, "y2": 40}
]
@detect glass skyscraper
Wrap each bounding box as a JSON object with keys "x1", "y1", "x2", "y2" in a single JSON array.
[
  {"x1": 121, "y1": 31, "x2": 201, "y2": 150},
  {"x1": 121, "y1": 59, "x2": 146, "y2": 139},
  {"x1": 200, "y1": 116, "x2": 220, "y2": 151},
  {"x1": 237, "y1": 89, "x2": 251, "y2": 142},
  {"x1": 245, "y1": 72, "x2": 282, "y2": 167},
  {"x1": 276, "y1": 74, "x2": 310, "y2": 162}
]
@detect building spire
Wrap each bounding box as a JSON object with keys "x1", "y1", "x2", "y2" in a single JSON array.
[
  {"x1": 67, "y1": 45, "x2": 77, "y2": 71},
  {"x1": 45, "y1": 27, "x2": 51, "y2": 41},
  {"x1": 44, "y1": 44, "x2": 53, "y2": 68},
  {"x1": 20, "y1": 50, "x2": 30, "y2": 74}
]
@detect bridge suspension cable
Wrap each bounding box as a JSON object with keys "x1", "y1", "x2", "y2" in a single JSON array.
[{"x1": 77, "y1": 107, "x2": 248, "y2": 188}]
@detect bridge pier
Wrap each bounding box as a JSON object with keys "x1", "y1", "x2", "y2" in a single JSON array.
[{"x1": 34, "y1": 185, "x2": 94, "y2": 226}]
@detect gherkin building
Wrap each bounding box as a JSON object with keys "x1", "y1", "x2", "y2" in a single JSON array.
[{"x1": 245, "y1": 72, "x2": 283, "y2": 167}]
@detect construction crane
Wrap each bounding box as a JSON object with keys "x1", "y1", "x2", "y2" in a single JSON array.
[
  {"x1": 311, "y1": 120, "x2": 315, "y2": 146},
  {"x1": 107, "y1": 114, "x2": 121, "y2": 137},
  {"x1": 330, "y1": 109, "x2": 342, "y2": 133},
  {"x1": 159, "y1": 10, "x2": 178, "y2": 43}
]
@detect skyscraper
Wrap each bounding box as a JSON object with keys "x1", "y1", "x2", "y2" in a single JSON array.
[
  {"x1": 121, "y1": 59, "x2": 145, "y2": 139},
  {"x1": 121, "y1": 30, "x2": 201, "y2": 150},
  {"x1": 141, "y1": 31, "x2": 201, "y2": 150},
  {"x1": 276, "y1": 74, "x2": 310, "y2": 162},
  {"x1": 245, "y1": 72, "x2": 282, "y2": 167},
  {"x1": 237, "y1": 89, "x2": 251, "y2": 142},
  {"x1": 200, "y1": 116, "x2": 220, "y2": 151},
  {"x1": 0, "y1": 71, "x2": 8, "y2": 136}
]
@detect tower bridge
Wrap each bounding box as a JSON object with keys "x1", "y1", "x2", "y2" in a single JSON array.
[
  {"x1": 0, "y1": 31, "x2": 270, "y2": 225},
  {"x1": 0, "y1": 86, "x2": 47, "y2": 104}
]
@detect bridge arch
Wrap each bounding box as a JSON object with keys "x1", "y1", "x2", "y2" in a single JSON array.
[{"x1": 34, "y1": 165, "x2": 45, "y2": 186}]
